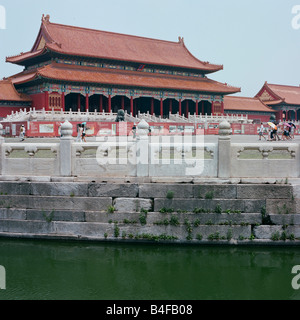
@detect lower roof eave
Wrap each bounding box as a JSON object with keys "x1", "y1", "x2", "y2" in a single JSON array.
[{"x1": 15, "y1": 76, "x2": 240, "y2": 97}]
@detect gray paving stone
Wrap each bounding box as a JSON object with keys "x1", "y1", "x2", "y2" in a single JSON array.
[
  {"x1": 114, "y1": 198, "x2": 153, "y2": 212},
  {"x1": 88, "y1": 183, "x2": 139, "y2": 198},
  {"x1": 139, "y1": 184, "x2": 194, "y2": 198},
  {"x1": 154, "y1": 199, "x2": 263, "y2": 213},
  {"x1": 193, "y1": 184, "x2": 237, "y2": 199},
  {"x1": 237, "y1": 185, "x2": 293, "y2": 199}
]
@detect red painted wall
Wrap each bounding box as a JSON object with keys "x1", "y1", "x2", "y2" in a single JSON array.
[
  {"x1": 247, "y1": 114, "x2": 272, "y2": 123},
  {"x1": 225, "y1": 113, "x2": 273, "y2": 124},
  {"x1": 0, "y1": 106, "x2": 27, "y2": 118},
  {"x1": 30, "y1": 92, "x2": 47, "y2": 110}
]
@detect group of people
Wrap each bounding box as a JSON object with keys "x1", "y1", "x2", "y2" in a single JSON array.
[
  {"x1": 17, "y1": 120, "x2": 296, "y2": 142},
  {"x1": 258, "y1": 122, "x2": 296, "y2": 141}
]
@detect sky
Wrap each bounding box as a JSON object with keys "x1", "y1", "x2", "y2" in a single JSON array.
[{"x1": 0, "y1": 0, "x2": 299, "y2": 97}]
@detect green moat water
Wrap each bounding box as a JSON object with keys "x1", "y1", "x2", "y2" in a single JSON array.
[{"x1": 0, "y1": 238, "x2": 300, "y2": 300}]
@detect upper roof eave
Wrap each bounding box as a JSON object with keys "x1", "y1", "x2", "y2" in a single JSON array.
[
  {"x1": 6, "y1": 15, "x2": 224, "y2": 73},
  {"x1": 6, "y1": 48, "x2": 48, "y2": 65},
  {"x1": 46, "y1": 43, "x2": 224, "y2": 73}
]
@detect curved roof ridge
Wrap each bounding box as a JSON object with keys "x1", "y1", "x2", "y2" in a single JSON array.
[
  {"x1": 47, "y1": 20, "x2": 183, "y2": 46},
  {"x1": 205, "y1": 78, "x2": 241, "y2": 91},
  {"x1": 227, "y1": 96, "x2": 259, "y2": 100},
  {"x1": 267, "y1": 83, "x2": 300, "y2": 89},
  {"x1": 179, "y1": 37, "x2": 223, "y2": 71}
]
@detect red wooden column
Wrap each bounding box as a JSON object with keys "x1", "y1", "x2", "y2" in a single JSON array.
[
  {"x1": 85, "y1": 94, "x2": 89, "y2": 112},
  {"x1": 195, "y1": 100, "x2": 199, "y2": 115},
  {"x1": 221, "y1": 101, "x2": 224, "y2": 115},
  {"x1": 179, "y1": 99, "x2": 182, "y2": 116},
  {"x1": 130, "y1": 96, "x2": 134, "y2": 115},
  {"x1": 278, "y1": 110, "x2": 283, "y2": 122},
  {"x1": 160, "y1": 98, "x2": 163, "y2": 117},
  {"x1": 45, "y1": 91, "x2": 49, "y2": 110},
  {"x1": 108, "y1": 95, "x2": 112, "y2": 113},
  {"x1": 295, "y1": 110, "x2": 298, "y2": 121},
  {"x1": 61, "y1": 92, "x2": 65, "y2": 111},
  {"x1": 151, "y1": 98, "x2": 154, "y2": 115},
  {"x1": 169, "y1": 100, "x2": 173, "y2": 114},
  {"x1": 99, "y1": 95, "x2": 103, "y2": 112},
  {"x1": 211, "y1": 101, "x2": 214, "y2": 115},
  {"x1": 77, "y1": 94, "x2": 81, "y2": 111}
]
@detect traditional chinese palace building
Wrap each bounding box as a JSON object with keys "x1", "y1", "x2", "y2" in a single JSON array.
[
  {"x1": 255, "y1": 82, "x2": 300, "y2": 121},
  {"x1": 1, "y1": 14, "x2": 241, "y2": 119}
]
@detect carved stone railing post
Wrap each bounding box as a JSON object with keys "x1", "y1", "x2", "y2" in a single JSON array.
[
  {"x1": 136, "y1": 119, "x2": 150, "y2": 177},
  {"x1": 59, "y1": 120, "x2": 73, "y2": 176},
  {"x1": 218, "y1": 120, "x2": 231, "y2": 178}
]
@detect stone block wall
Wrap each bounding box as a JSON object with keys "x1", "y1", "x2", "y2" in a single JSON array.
[{"x1": 0, "y1": 182, "x2": 299, "y2": 245}]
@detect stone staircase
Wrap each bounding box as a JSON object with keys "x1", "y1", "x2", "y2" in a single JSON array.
[{"x1": 0, "y1": 182, "x2": 299, "y2": 244}]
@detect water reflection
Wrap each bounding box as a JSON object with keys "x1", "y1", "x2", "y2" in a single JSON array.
[{"x1": 0, "y1": 239, "x2": 299, "y2": 300}]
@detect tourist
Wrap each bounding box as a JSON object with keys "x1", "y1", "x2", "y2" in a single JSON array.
[
  {"x1": 258, "y1": 123, "x2": 266, "y2": 140},
  {"x1": 76, "y1": 124, "x2": 82, "y2": 142},
  {"x1": 81, "y1": 124, "x2": 87, "y2": 142},
  {"x1": 281, "y1": 126, "x2": 289, "y2": 141},
  {"x1": 270, "y1": 129, "x2": 274, "y2": 141},
  {"x1": 266, "y1": 128, "x2": 272, "y2": 141},
  {"x1": 132, "y1": 123, "x2": 137, "y2": 139},
  {"x1": 290, "y1": 123, "x2": 296, "y2": 139},
  {"x1": 19, "y1": 125, "x2": 25, "y2": 141},
  {"x1": 272, "y1": 124, "x2": 280, "y2": 141}
]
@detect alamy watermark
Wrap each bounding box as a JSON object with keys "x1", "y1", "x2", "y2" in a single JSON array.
[
  {"x1": 292, "y1": 265, "x2": 300, "y2": 290},
  {"x1": 292, "y1": 5, "x2": 300, "y2": 30},
  {"x1": 0, "y1": 5, "x2": 6, "y2": 30},
  {"x1": 95, "y1": 134, "x2": 205, "y2": 176},
  {"x1": 0, "y1": 265, "x2": 5, "y2": 290}
]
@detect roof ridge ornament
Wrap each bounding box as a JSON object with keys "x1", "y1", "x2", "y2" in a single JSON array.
[
  {"x1": 42, "y1": 14, "x2": 50, "y2": 23},
  {"x1": 178, "y1": 36, "x2": 184, "y2": 45}
]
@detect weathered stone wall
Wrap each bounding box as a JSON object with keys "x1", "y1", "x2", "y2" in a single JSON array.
[{"x1": 0, "y1": 182, "x2": 299, "y2": 245}]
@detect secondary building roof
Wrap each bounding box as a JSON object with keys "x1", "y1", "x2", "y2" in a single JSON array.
[
  {"x1": 224, "y1": 96, "x2": 274, "y2": 113},
  {"x1": 256, "y1": 82, "x2": 300, "y2": 106},
  {"x1": 0, "y1": 80, "x2": 31, "y2": 102}
]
